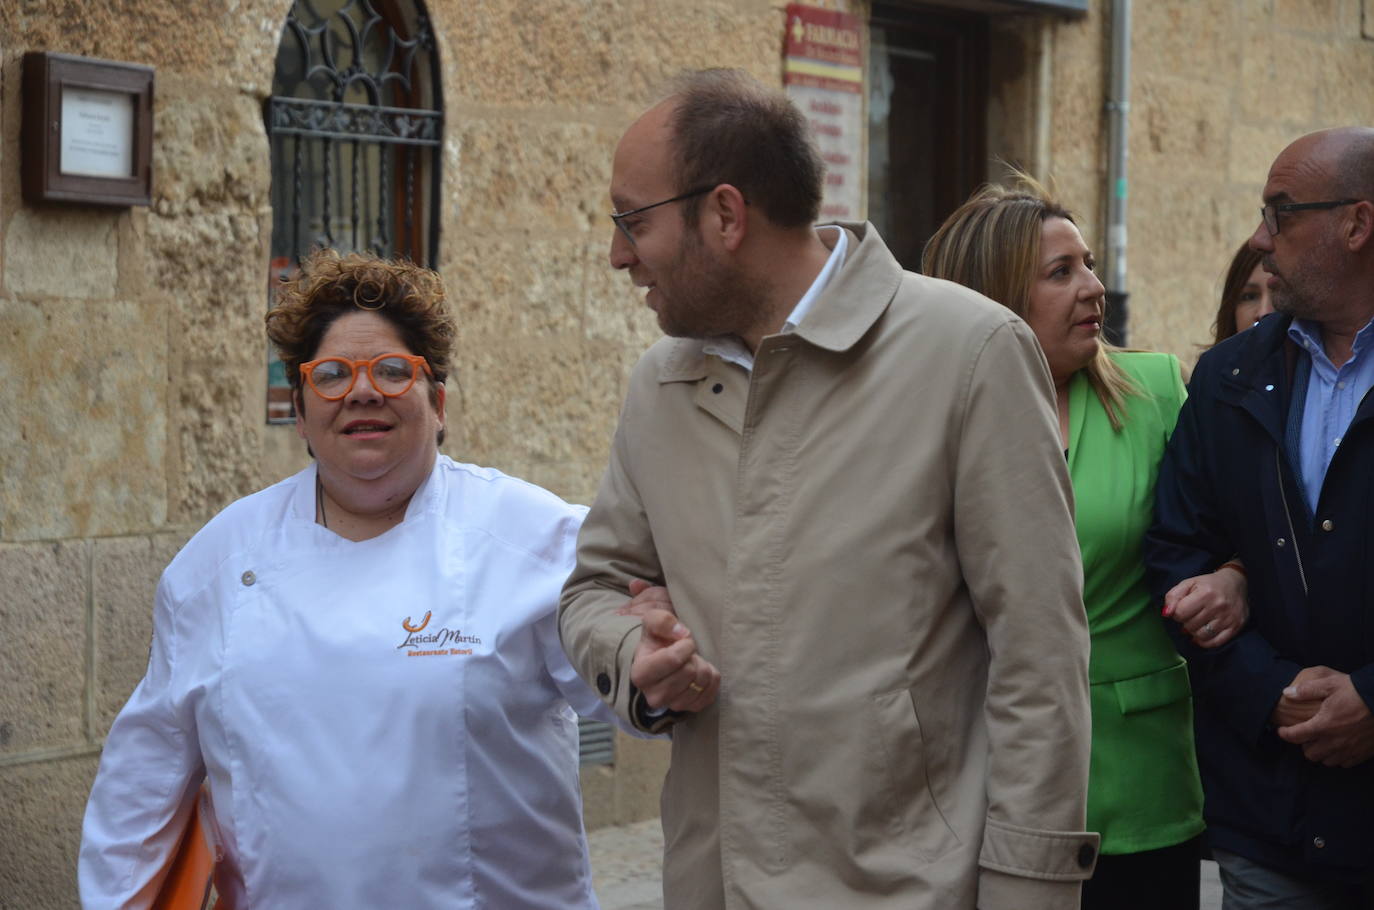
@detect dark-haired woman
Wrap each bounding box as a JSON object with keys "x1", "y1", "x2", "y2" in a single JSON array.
[
  {"x1": 1211, "y1": 242, "x2": 1274, "y2": 345},
  {"x1": 79, "y1": 251, "x2": 624, "y2": 909}
]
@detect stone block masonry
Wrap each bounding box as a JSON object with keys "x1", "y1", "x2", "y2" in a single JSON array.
[{"x1": 2, "y1": 0, "x2": 1371, "y2": 907}]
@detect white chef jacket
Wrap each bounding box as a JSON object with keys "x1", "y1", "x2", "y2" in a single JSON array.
[{"x1": 79, "y1": 456, "x2": 624, "y2": 909}]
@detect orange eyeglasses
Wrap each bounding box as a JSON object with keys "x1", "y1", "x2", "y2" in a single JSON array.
[{"x1": 299, "y1": 353, "x2": 432, "y2": 401}]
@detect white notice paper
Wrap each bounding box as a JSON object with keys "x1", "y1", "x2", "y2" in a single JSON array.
[
  {"x1": 786, "y1": 85, "x2": 863, "y2": 221},
  {"x1": 60, "y1": 87, "x2": 134, "y2": 178}
]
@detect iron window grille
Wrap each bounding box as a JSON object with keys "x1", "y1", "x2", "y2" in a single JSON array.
[{"x1": 265, "y1": 0, "x2": 443, "y2": 422}]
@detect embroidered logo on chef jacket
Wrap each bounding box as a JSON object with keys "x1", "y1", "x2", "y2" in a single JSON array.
[{"x1": 396, "y1": 612, "x2": 483, "y2": 656}]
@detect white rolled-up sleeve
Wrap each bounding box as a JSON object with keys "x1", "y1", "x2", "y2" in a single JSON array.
[{"x1": 79, "y1": 575, "x2": 203, "y2": 910}]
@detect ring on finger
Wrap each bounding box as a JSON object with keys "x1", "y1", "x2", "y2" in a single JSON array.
[
  {"x1": 1202, "y1": 622, "x2": 1215, "y2": 636},
  {"x1": 687, "y1": 682, "x2": 704, "y2": 694}
]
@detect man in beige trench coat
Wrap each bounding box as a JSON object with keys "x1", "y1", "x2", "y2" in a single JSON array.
[{"x1": 560, "y1": 68, "x2": 1099, "y2": 909}]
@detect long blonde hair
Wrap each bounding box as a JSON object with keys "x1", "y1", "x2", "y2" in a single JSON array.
[{"x1": 922, "y1": 173, "x2": 1138, "y2": 431}]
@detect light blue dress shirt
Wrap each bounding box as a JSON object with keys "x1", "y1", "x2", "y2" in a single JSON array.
[{"x1": 1287, "y1": 315, "x2": 1374, "y2": 512}]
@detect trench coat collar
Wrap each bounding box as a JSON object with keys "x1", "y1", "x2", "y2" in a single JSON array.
[{"x1": 656, "y1": 221, "x2": 900, "y2": 384}]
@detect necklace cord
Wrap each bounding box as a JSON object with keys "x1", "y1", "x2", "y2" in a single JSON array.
[{"x1": 316, "y1": 472, "x2": 328, "y2": 529}]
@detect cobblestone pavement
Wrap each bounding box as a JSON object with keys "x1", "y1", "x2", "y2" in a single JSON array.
[
  {"x1": 589, "y1": 818, "x2": 1223, "y2": 910},
  {"x1": 589, "y1": 818, "x2": 664, "y2": 910}
]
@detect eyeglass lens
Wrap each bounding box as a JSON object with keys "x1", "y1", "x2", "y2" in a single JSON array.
[{"x1": 311, "y1": 356, "x2": 417, "y2": 397}]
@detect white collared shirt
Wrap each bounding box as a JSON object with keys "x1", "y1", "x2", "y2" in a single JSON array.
[
  {"x1": 702, "y1": 225, "x2": 848, "y2": 372},
  {"x1": 79, "y1": 456, "x2": 622, "y2": 909}
]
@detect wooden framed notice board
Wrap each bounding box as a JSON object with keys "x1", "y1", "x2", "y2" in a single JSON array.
[{"x1": 22, "y1": 52, "x2": 154, "y2": 207}]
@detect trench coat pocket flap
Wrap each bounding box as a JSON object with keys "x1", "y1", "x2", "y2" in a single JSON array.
[{"x1": 1112, "y1": 662, "x2": 1191, "y2": 715}]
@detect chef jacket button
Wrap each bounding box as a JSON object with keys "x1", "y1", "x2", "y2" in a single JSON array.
[
  {"x1": 1314, "y1": 835, "x2": 1326, "y2": 849},
  {"x1": 596, "y1": 672, "x2": 611, "y2": 695},
  {"x1": 1276, "y1": 538, "x2": 1286, "y2": 547},
  {"x1": 241, "y1": 570, "x2": 256, "y2": 586},
  {"x1": 712, "y1": 383, "x2": 724, "y2": 394},
  {"x1": 1321, "y1": 519, "x2": 1334, "y2": 531},
  {"x1": 1231, "y1": 368, "x2": 1240, "y2": 376},
  {"x1": 1076, "y1": 843, "x2": 1096, "y2": 869}
]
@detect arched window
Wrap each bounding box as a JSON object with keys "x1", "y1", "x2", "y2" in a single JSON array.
[{"x1": 265, "y1": 0, "x2": 442, "y2": 420}]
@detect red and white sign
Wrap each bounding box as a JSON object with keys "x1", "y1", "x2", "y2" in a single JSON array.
[{"x1": 784, "y1": 3, "x2": 865, "y2": 221}]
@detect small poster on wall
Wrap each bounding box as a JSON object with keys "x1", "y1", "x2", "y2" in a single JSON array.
[
  {"x1": 783, "y1": 3, "x2": 865, "y2": 222},
  {"x1": 60, "y1": 87, "x2": 136, "y2": 178}
]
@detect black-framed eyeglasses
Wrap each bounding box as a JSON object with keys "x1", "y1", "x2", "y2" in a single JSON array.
[
  {"x1": 1261, "y1": 198, "x2": 1361, "y2": 235},
  {"x1": 610, "y1": 185, "x2": 715, "y2": 245}
]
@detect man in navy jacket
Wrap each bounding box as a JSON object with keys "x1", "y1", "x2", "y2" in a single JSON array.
[{"x1": 1147, "y1": 127, "x2": 1374, "y2": 908}]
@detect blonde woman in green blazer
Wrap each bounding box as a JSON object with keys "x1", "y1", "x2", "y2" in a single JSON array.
[{"x1": 924, "y1": 175, "x2": 1226, "y2": 910}]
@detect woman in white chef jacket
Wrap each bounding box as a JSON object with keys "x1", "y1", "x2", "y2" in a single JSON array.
[{"x1": 79, "y1": 250, "x2": 630, "y2": 909}]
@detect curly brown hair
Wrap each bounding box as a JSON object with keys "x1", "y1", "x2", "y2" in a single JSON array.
[
  {"x1": 265, "y1": 249, "x2": 455, "y2": 444},
  {"x1": 267, "y1": 249, "x2": 454, "y2": 384}
]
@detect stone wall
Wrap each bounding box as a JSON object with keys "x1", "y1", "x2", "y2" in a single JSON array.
[
  {"x1": 2, "y1": 0, "x2": 1373, "y2": 906},
  {"x1": 0, "y1": 1, "x2": 783, "y2": 904},
  {"x1": 984, "y1": 0, "x2": 1374, "y2": 362},
  {"x1": 0, "y1": 4, "x2": 280, "y2": 902},
  {"x1": 1113, "y1": 0, "x2": 1374, "y2": 359}
]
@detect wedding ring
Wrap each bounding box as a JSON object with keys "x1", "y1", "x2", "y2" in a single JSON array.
[
  {"x1": 1202, "y1": 622, "x2": 1215, "y2": 636},
  {"x1": 688, "y1": 682, "x2": 704, "y2": 694}
]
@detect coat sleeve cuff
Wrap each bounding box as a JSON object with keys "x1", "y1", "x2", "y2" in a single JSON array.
[
  {"x1": 593, "y1": 622, "x2": 683, "y2": 734},
  {"x1": 979, "y1": 817, "x2": 1100, "y2": 882},
  {"x1": 584, "y1": 619, "x2": 640, "y2": 715},
  {"x1": 977, "y1": 866, "x2": 1086, "y2": 910},
  {"x1": 1349, "y1": 663, "x2": 1374, "y2": 714}
]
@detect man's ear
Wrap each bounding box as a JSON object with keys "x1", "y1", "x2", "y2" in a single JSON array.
[
  {"x1": 1347, "y1": 200, "x2": 1374, "y2": 253},
  {"x1": 705, "y1": 183, "x2": 749, "y2": 252}
]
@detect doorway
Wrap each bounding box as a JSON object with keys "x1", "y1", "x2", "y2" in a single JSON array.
[{"x1": 867, "y1": 4, "x2": 988, "y2": 271}]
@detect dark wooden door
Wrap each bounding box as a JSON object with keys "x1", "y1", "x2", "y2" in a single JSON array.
[{"x1": 867, "y1": 4, "x2": 988, "y2": 271}]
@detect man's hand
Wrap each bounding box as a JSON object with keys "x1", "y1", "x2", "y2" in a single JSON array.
[
  {"x1": 1162, "y1": 566, "x2": 1249, "y2": 648},
  {"x1": 1276, "y1": 667, "x2": 1374, "y2": 768},
  {"x1": 616, "y1": 578, "x2": 675, "y2": 617},
  {"x1": 622, "y1": 580, "x2": 720, "y2": 713},
  {"x1": 1270, "y1": 666, "x2": 1335, "y2": 728}
]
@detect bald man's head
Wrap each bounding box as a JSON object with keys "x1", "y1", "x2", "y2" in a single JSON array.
[
  {"x1": 1255, "y1": 127, "x2": 1374, "y2": 322},
  {"x1": 1325, "y1": 127, "x2": 1374, "y2": 201}
]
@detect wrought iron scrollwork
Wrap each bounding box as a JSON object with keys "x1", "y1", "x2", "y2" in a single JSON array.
[
  {"x1": 279, "y1": 0, "x2": 436, "y2": 107},
  {"x1": 266, "y1": 0, "x2": 441, "y2": 267},
  {"x1": 266, "y1": 97, "x2": 441, "y2": 146},
  {"x1": 266, "y1": 0, "x2": 442, "y2": 423}
]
